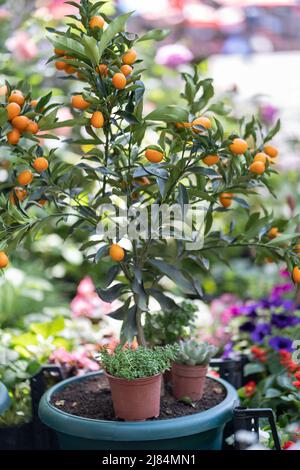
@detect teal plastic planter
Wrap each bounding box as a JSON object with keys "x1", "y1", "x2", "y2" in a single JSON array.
[
  {"x1": 39, "y1": 372, "x2": 239, "y2": 450},
  {"x1": 0, "y1": 382, "x2": 10, "y2": 415}
]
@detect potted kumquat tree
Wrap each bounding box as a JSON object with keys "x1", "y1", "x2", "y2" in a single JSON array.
[{"x1": 1, "y1": 0, "x2": 300, "y2": 450}]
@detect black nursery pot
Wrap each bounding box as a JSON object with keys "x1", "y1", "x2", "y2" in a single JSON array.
[
  {"x1": 0, "y1": 422, "x2": 34, "y2": 450},
  {"x1": 39, "y1": 371, "x2": 239, "y2": 450}
]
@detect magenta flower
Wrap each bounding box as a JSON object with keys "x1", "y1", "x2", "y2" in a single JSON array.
[
  {"x1": 279, "y1": 269, "x2": 290, "y2": 279},
  {"x1": 155, "y1": 44, "x2": 193, "y2": 69}
]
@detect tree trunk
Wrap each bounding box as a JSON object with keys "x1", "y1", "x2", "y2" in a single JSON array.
[{"x1": 136, "y1": 307, "x2": 146, "y2": 346}]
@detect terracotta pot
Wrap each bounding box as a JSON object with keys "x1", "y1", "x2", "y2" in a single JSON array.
[
  {"x1": 172, "y1": 363, "x2": 207, "y2": 401},
  {"x1": 105, "y1": 372, "x2": 162, "y2": 421}
]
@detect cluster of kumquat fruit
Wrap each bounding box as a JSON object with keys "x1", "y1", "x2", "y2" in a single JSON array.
[
  {"x1": 0, "y1": 85, "x2": 50, "y2": 224},
  {"x1": 2, "y1": 88, "x2": 42, "y2": 146}
]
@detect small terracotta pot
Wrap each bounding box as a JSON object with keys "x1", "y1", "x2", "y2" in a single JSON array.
[
  {"x1": 105, "y1": 372, "x2": 162, "y2": 421},
  {"x1": 172, "y1": 363, "x2": 207, "y2": 401}
]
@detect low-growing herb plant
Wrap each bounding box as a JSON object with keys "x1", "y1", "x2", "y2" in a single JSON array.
[
  {"x1": 176, "y1": 339, "x2": 218, "y2": 366},
  {"x1": 98, "y1": 344, "x2": 179, "y2": 380},
  {"x1": 144, "y1": 300, "x2": 197, "y2": 346}
]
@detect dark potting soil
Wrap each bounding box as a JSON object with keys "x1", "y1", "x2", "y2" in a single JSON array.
[{"x1": 50, "y1": 375, "x2": 226, "y2": 421}]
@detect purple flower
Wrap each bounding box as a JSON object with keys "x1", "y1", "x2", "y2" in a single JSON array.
[
  {"x1": 271, "y1": 313, "x2": 300, "y2": 329},
  {"x1": 260, "y1": 104, "x2": 278, "y2": 125},
  {"x1": 251, "y1": 323, "x2": 271, "y2": 343},
  {"x1": 239, "y1": 303, "x2": 259, "y2": 318},
  {"x1": 258, "y1": 298, "x2": 272, "y2": 309},
  {"x1": 222, "y1": 341, "x2": 234, "y2": 359},
  {"x1": 155, "y1": 44, "x2": 193, "y2": 69},
  {"x1": 240, "y1": 321, "x2": 256, "y2": 333},
  {"x1": 269, "y1": 336, "x2": 293, "y2": 352}
]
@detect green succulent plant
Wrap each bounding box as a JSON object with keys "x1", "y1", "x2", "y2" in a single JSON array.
[{"x1": 176, "y1": 339, "x2": 218, "y2": 366}]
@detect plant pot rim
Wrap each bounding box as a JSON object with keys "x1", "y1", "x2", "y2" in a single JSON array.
[
  {"x1": 173, "y1": 363, "x2": 208, "y2": 368},
  {"x1": 105, "y1": 371, "x2": 161, "y2": 383},
  {"x1": 0, "y1": 382, "x2": 10, "y2": 415},
  {"x1": 39, "y1": 371, "x2": 239, "y2": 442}
]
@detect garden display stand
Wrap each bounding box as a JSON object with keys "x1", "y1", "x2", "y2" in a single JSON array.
[{"x1": 233, "y1": 407, "x2": 281, "y2": 450}]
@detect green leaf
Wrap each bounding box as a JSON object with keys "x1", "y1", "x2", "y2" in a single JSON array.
[
  {"x1": 277, "y1": 374, "x2": 294, "y2": 391},
  {"x1": 208, "y1": 102, "x2": 231, "y2": 116},
  {"x1": 245, "y1": 215, "x2": 269, "y2": 238},
  {"x1": 81, "y1": 36, "x2": 100, "y2": 65},
  {"x1": 117, "y1": 110, "x2": 140, "y2": 125},
  {"x1": 36, "y1": 92, "x2": 52, "y2": 112},
  {"x1": 132, "y1": 275, "x2": 148, "y2": 311},
  {"x1": 148, "y1": 259, "x2": 196, "y2": 295},
  {"x1": 95, "y1": 244, "x2": 109, "y2": 263},
  {"x1": 30, "y1": 316, "x2": 65, "y2": 338},
  {"x1": 96, "y1": 283, "x2": 126, "y2": 302},
  {"x1": 0, "y1": 107, "x2": 8, "y2": 126},
  {"x1": 265, "y1": 388, "x2": 282, "y2": 398},
  {"x1": 268, "y1": 233, "x2": 299, "y2": 245},
  {"x1": 193, "y1": 79, "x2": 214, "y2": 113},
  {"x1": 108, "y1": 298, "x2": 130, "y2": 320},
  {"x1": 145, "y1": 105, "x2": 189, "y2": 123},
  {"x1": 39, "y1": 116, "x2": 89, "y2": 131},
  {"x1": 98, "y1": 12, "x2": 133, "y2": 59},
  {"x1": 244, "y1": 362, "x2": 265, "y2": 376},
  {"x1": 178, "y1": 183, "x2": 189, "y2": 211},
  {"x1": 48, "y1": 35, "x2": 88, "y2": 61},
  {"x1": 233, "y1": 196, "x2": 249, "y2": 209},
  {"x1": 138, "y1": 29, "x2": 170, "y2": 42},
  {"x1": 148, "y1": 288, "x2": 178, "y2": 311},
  {"x1": 120, "y1": 305, "x2": 137, "y2": 343},
  {"x1": 105, "y1": 265, "x2": 120, "y2": 287},
  {"x1": 263, "y1": 119, "x2": 280, "y2": 143}
]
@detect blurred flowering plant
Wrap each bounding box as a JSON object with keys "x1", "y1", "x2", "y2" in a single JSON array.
[
  {"x1": 49, "y1": 344, "x2": 100, "y2": 376},
  {"x1": 71, "y1": 276, "x2": 119, "y2": 321}
]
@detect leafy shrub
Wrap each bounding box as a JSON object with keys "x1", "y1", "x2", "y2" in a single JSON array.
[
  {"x1": 98, "y1": 344, "x2": 179, "y2": 380},
  {"x1": 144, "y1": 300, "x2": 197, "y2": 346}
]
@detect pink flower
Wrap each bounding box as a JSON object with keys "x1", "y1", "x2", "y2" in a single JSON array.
[
  {"x1": 71, "y1": 276, "x2": 115, "y2": 319},
  {"x1": 77, "y1": 276, "x2": 95, "y2": 296},
  {"x1": 49, "y1": 347, "x2": 100, "y2": 375},
  {"x1": 70, "y1": 296, "x2": 94, "y2": 318},
  {"x1": 6, "y1": 31, "x2": 38, "y2": 62},
  {"x1": 36, "y1": 0, "x2": 79, "y2": 20},
  {"x1": 50, "y1": 347, "x2": 73, "y2": 364}
]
